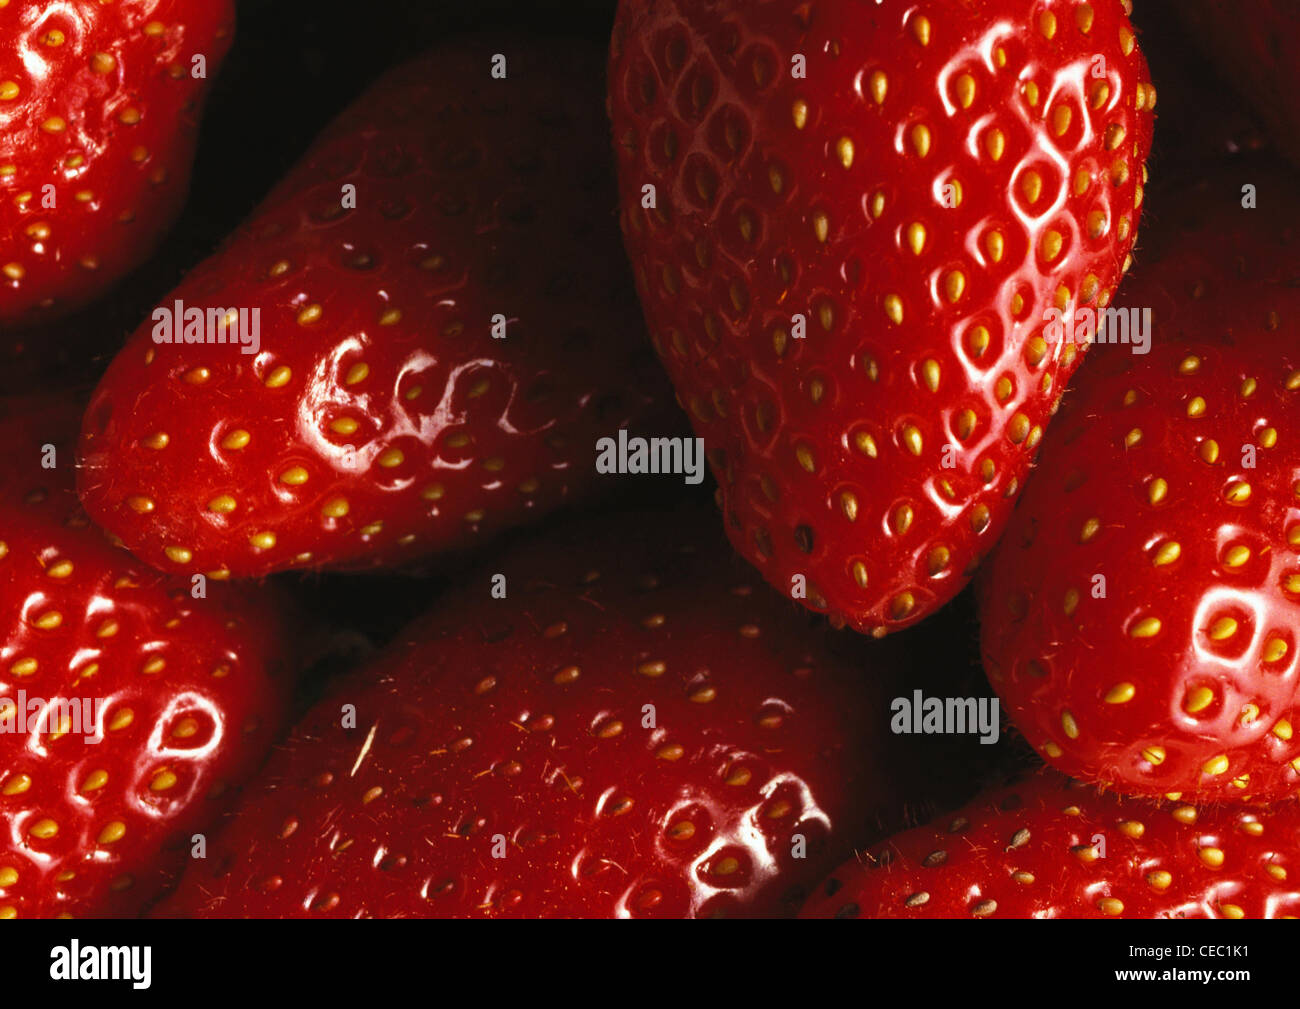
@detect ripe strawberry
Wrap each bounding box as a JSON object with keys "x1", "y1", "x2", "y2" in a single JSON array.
[
  {"x1": 0, "y1": 0, "x2": 234, "y2": 327},
  {"x1": 608, "y1": 0, "x2": 1155, "y2": 635},
  {"x1": 1172, "y1": 1, "x2": 1300, "y2": 167},
  {"x1": 802, "y1": 769, "x2": 1300, "y2": 919},
  {"x1": 0, "y1": 393, "x2": 294, "y2": 918},
  {"x1": 154, "y1": 501, "x2": 995, "y2": 919},
  {"x1": 978, "y1": 175, "x2": 1300, "y2": 803},
  {"x1": 77, "y1": 39, "x2": 677, "y2": 581}
]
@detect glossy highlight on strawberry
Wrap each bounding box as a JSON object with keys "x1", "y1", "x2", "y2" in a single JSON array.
[
  {"x1": 608, "y1": 0, "x2": 1155, "y2": 635},
  {"x1": 979, "y1": 175, "x2": 1300, "y2": 803},
  {"x1": 0, "y1": 394, "x2": 294, "y2": 918},
  {"x1": 0, "y1": 0, "x2": 234, "y2": 327},
  {"x1": 77, "y1": 38, "x2": 679, "y2": 580},
  {"x1": 802, "y1": 770, "x2": 1300, "y2": 919}
]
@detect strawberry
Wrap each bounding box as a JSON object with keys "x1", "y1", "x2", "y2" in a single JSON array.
[
  {"x1": 607, "y1": 0, "x2": 1155, "y2": 635},
  {"x1": 978, "y1": 174, "x2": 1300, "y2": 803},
  {"x1": 1171, "y1": 0, "x2": 1300, "y2": 168},
  {"x1": 154, "y1": 500, "x2": 995, "y2": 919},
  {"x1": 0, "y1": 393, "x2": 294, "y2": 918},
  {"x1": 77, "y1": 38, "x2": 678, "y2": 581},
  {"x1": 0, "y1": 0, "x2": 234, "y2": 328},
  {"x1": 802, "y1": 769, "x2": 1300, "y2": 919}
]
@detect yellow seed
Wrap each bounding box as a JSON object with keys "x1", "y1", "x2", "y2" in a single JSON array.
[
  {"x1": 1147, "y1": 870, "x2": 1172, "y2": 891},
  {"x1": 1224, "y1": 481, "x2": 1251, "y2": 503},
  {"x1": 1264, "y1": 638, "x2": 1288, "y2": 663},
  {"x1": 164, "y1": 546, "x2": 192, "y2": 564},
  {"x1": 812, "y1": 212, "x2": 829, "y2": 243},
  {"x1": 249, "y1": 531, "x2": 277, "y2": 550},
  {"x1": 1061, "y1": 710, "x2": 1079, "y2": 739},
  {"x1": 1142, "y1": 746, "x2": 1166, "y2": 766},
  {"x1": 985, "y1": 128, "x2": 1005, "y2": 161},
  {"x1": 1104, "y1": 683, "x2": 1135, "y2": 704},
  {"x1": 97, "y1": 821, "x2": 126, "y2": 845},
  {"x1": 884, "y1": 294, "x2": 904, "y2": 325},
  {"x1": 1042, "y1": 741, "x2": 1063, "y2": 758},
  {"x1": 377, "y1": 448, "x2": 405, "y2": 468},
  {"x1": 906, "y1": 222, "x2": 926, "y2": 255},
  {"x1": 1097, "y1": 897, "x2": 1123, "y2": 916},
  {"x1": 868, "y1": 70, "x2": 887, "y2": 104},
  {"x1": 142, "y1": 431, "x2": 169, "y2": 450},
  {"x1": 1273, "y1": 720, "x2": 1293, "y2": 741},
  {"x1": 150, "y1": 769, "x2": 178, "y2": 791},
  {"x1": 1200, "y1": 439, "x2": 1220, "y2": 464},
  {"x1": 322, "y1": 498, "x2": 350, "y2": 519},
  {"x1": 902, "y1": 425, "x2": 922, "y2": 456},
  {"x1": 29, "y1": 819, "x2": 58, "y2": 839},
  {"x1": 1079, "y1": 517, "x2": 1101, "y2": 542},
  {"x1": 985, "y1": 230, "x2": 1004, "y2": 263},
  {"x1": 1223, "y1": 545, "x2": 1251, "y2": 568},
  {"x1": 1147, "y1": 478, "x2": 1167, "y2": 505},
  {"x1": 791, "y1": 99, "x2": 807, "y2": 129},
  {"x1": 1119, "y1": 820, "x2": 1144, "y2": 839},
  {"x1": 1186, "y1": 395, "x2": 1206, "y2": 418},
  {"x1": 1201, "y1": 755, "x2": 1229, "y2": 777},
  {"x1": 296, "y1": 304, "x2": 322, "y2": 326},
  {"x1": 222, "y1": 429, "x2": 251, "y2": 450},
  {"x1": 1052, "y1": 105, "x2": 1072, "y2": 136},
  {"x1": 344, "y1": 362, "x2": 369, "y2": 385},
  {"x1": 911, "y1": 14, "x2": 930, "y2": 45},
  {"x1": 330, "y1": 417, "x2": 359, "y2": 436},
  {"x1": 955, "y1": 73, "x2": 975, "y2": 108},
  {"x1": 911, "y1": 124, "x2": 931, "y2": 158},
  {"x1": 835, "y1": 136, "x2": 854, "y2": 168},
  {"x1": 1130, "y1": 617, "x2": 1161, "y2": 638},
  {"x1": 207, "y1": 495, "x2": 237, "y2": 514},
  {"x1": 1184, "y1": 686, "x2": 1215, "y2": 713},
  {"x1": 81, "y1": 770, "x2": 108, "y2": 793},
  {"x1": 1040, "y1": 230, "x2": 1063, "y2": 262},
  {"x1": 1020, "y1": 171, "x2": 1042, "y2": 204},
  {"x1": 264, "y1": 366, "x2": 292, "y2": 388},
  {"x1": 1198, "y1": 846, "x2": 1225, "y2": 867},
  {"x1": 279, "y1": 466, "x2": 309, "y2": 485},
  {"x1": 1207, "y1": 618, "x2": 1238, "y2": 641}
]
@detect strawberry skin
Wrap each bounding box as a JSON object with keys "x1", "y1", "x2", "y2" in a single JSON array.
[
  {"x1": 78, "y1": 39, "x2": 678, "y2": 580},
  {"x1": 608, "y1": 0, "x2": 1155, "y2": 635},
  {"x1": 156, "y1": 501, "x2": 980, "y2": 919},
  {"x1": 979, "y1": 176, "x2": 1300, "y2": 803},
  {"x1": 0, "y1": 0, "x2": 233, "y2": 327},
  {"x1": 802, "y1": 770, "x2": 1300, "y2": 919},
  {"x1": 0, "y1": 394, "x2": 294, "y2": 918}
]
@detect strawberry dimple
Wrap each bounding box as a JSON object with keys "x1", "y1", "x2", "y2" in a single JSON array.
[
  {"x1": 980, "y1": 175, "x2": 1300, "y2": 802},
  {"x1": 610, "y1": 0, "x2": 1154, "y2": 635}
]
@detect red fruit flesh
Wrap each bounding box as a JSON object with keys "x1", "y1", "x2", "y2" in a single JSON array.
[
  {"x1": 979, "y1": 174, "x2": 1300, "y2": 803},
  {"x1": 155, "y1": 501, "x2": 997, "y2": 918},
  {"x1": 78, "y1": 38, "x2": 680, "y2": 580},
  {"x1": 0, "y1": 0, "x2": 234, "y2": 327},
  {"x1": 608, "y1": 0, "x2": 1154, "y2": 635},
  {"x1": 802, "y1": 770, "x2": 1300, "y2": 919},
  {"x1": 0, "y1": 395, "x2": 294, "y2": 918}
]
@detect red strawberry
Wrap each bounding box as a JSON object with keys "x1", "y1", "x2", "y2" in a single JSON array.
[
  {"x1": 0, "y1": 393, "x2": 294, "y2": 918},
  {"x1": 77, "y1": 39, "x2": 678, "y2": 581},
  {"x1": 978, "y1": 174, "x2": 1300, "y2": 803},
  {"x1": 0, "y1": 0, "x2": 234, "y2": 327},
  {"x1": 608, "y1": 0, "x2": 1155, "y2": 635},
  {"x1": 154, "y1": 501, "x2": 996, "y2": 919},
  {"x1": 1172, "y1": 0, "x2": 1300, "y2": 168},
  {"x1": 802, "y1": 769, "x2": 1300, "y2": 919}
]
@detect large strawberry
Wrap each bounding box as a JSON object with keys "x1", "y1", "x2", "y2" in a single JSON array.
[
  {"x1": 0, "y1": 393, "x2": 294, "y2": 918},
  {"x1": 979, "y1": 173, "x2": 1300, "y2": 803},
  {"x1": 1171, "y1": 0, "x2": 1300, "y2": 168},
  {"x1": 608, "y1": 0, "x2": 1155, "y2": 635},
  {"x1": 154, "y1": 500, "x2": 1003, "y2": 919},
  {"x1": 77, "y1": 38, "x2": 679, "y2": 581},
  {"x1": 0, "y1": 0, "x2": 233, "y2": 328},
  {"x1": 802, "y1": 769, "x2": 1300, "y2": 919}
]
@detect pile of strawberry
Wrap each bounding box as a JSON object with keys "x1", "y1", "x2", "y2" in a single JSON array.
[{"x1": 2, "y1": 0, "x2": 1298, "y2": 920}]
